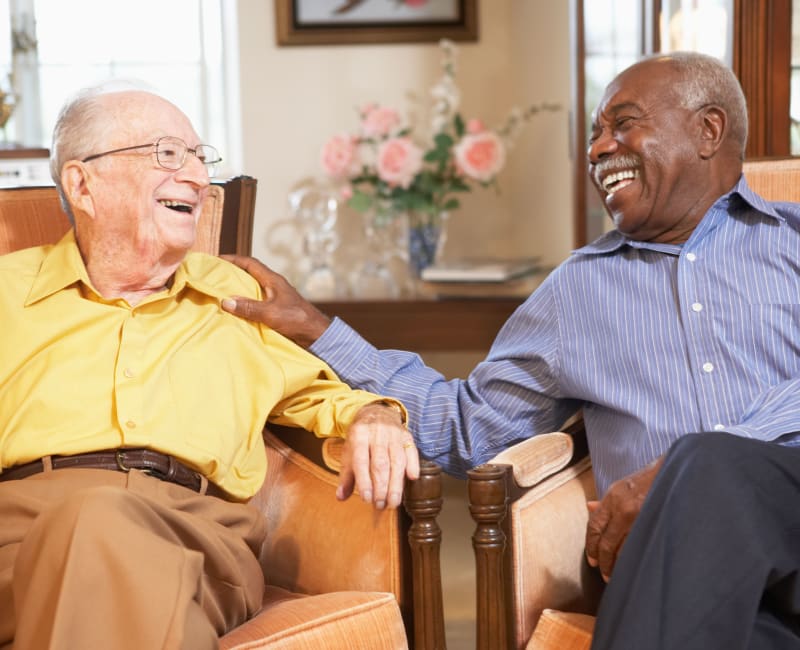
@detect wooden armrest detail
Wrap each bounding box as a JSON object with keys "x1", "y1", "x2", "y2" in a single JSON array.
[
  {"x1": 468, "y1": 463, "x2": 510, "y2": 650},
  {"x1": 404, "y1": 460, "x2": 446, "y2": 650}
]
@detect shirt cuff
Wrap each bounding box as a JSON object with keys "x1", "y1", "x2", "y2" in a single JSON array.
[{"x1": 309, "y1": 317, "x2": 375, "y2": 380}]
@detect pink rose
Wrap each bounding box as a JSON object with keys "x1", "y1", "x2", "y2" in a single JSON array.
[
  {"x1": 466, "y1": 118, "x2": 485, "y2": 134},
  {"x1": 376, "y1": 137, "x2": 423, "y2": 188},
  {"x1": 361, "y1": 105, "x2": 401, "y2": 138},
  {"x1": 320, "y1": 134, "x2": 359, "y2": 179},
  {"x1": 404, "y1": 0, "x2": 428, "y2": 5},
  {"x1": 453, "y1": 131, "x2": 506, "y2": 182}
]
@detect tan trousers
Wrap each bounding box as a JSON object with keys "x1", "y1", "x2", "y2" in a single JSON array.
[{"x1": 0, "y1": 467, "x2": 267, "y2": 650}]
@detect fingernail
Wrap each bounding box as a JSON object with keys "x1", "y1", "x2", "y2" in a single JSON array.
[
  {"x1": 221, "y1": 298, "x2": 236, "y2": 311},
  {"x1": 376, "y1": 500, "x2": 386, "y2": 510},
  {"x1": 362, "y1": 490, "x2": 372, "y2": 503}
]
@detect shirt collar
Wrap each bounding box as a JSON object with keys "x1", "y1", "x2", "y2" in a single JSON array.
[
  {"x1": 573, "y1": 173, "x2": 784, "y2": 258},
  {"x1": 26, "y1": 230, "x2": 227, "y2": 306}
]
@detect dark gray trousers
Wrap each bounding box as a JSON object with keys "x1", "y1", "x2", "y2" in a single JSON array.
[{"x1": 591, "y1": 432, "x2": 800, "y2": 650}]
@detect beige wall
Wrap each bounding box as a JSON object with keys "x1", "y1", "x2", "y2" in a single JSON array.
[{"x1": 236, "y1": 1, "x2": 574, "y2": 284}]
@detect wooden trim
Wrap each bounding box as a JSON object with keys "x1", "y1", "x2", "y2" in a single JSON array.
[
  {"x1": 313, "y1": 297, "x2": 524, "y2": 352},
  {"x1": 570, "y1": 0, "x2": 587, "y2": 249},
  {"x1": 0, "y1": 145, "x2": 49, "y2": 160},
  {"x1": 275, "y1": 0, "x2": 478, "y2": 46},
  {"x1": 468, "y1": 463, "x2": 510, "y2": 650},
  {"x1": 215, "y1": 175, "x2": 257, "y2": 256},
  {"x1": 404, "y1": 461, "x2": 447, "y2": 650},
  {"x1": 732, "y1": 0, "x2": 792, "y2": 158}
]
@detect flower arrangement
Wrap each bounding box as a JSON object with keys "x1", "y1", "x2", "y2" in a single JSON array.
[{"x1": 320, "y1": 39, "x2": 559, "y2": 223}]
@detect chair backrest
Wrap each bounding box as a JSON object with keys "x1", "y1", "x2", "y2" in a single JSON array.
[
  {"x1": 742, "y1": 157, "x2": 800, "y2": 202},
  {"x1": 0, "y1": 175, "x2": 256, "y2": 256}
]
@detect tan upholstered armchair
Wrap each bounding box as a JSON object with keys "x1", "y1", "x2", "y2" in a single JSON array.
[
  {"x1": 466, "y1": 156, "x2": 800, "y2": 650},
  {"x1": 0, "y1": 178, "x2": 447, "y2": 649}
]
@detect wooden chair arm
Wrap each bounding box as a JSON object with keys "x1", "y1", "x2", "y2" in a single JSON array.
[
  {"x1": 255, "y1": 427, "x2": 446, "y2": 650},
  {"x1": 468, "y1": 419, "x2": 601, "y2": 649},
  {"x1": 404, "y1": 460, "x2": 446, "y2": 650}
]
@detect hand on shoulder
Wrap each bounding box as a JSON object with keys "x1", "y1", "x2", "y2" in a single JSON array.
[{"x1": 220, "y1": 254, "x2": 331, "y2": 349}]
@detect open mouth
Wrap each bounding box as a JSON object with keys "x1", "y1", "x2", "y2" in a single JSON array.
[
  {"x1": 158, "y1": 199, "x2": 194, "y2": 214},
  {"x1": 601, "y1": 169, "x2": 639, "y2": 196}
]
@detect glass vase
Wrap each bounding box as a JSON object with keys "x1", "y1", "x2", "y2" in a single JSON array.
[
  {"x1": 350, "y1": 209, "x2": 406, "y2": 299},
  {"x1": 407, "y1": 210, "x2": 448, "y2": 277},
  {"x1": 290, "y1": 183, "x2": 343, "y2": 300}
]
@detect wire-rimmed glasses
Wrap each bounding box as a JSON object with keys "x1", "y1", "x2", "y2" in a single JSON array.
[{"x1": 82, "y1": 136, "x2": 222, "y2": 177}]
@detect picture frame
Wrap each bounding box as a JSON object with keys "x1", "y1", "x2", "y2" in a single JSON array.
[{"x1": 275, "y1": 0, "x2": 478, "y2": 46}]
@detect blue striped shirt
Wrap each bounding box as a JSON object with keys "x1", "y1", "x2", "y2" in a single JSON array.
[{"x1": 310, "y1": 176, "x2": 800, "y2": 494}]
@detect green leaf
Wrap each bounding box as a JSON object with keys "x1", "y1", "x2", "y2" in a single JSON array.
[
  {"x1": 434, "y1": 133, "x2": 454, "y2": 149},
  {"x1": 454, "y1": 113, "x2": 465, "y2": 137},
  {"x1": 450, "y1": 178, "x2": 471, "y2": 192},
  {"x1": 424, "y1": 149, "x2": 447, "y2": 163},
  {"x1": 443, "y1": 198, "x2": 460, "y2": 211},
  {"x1": 348, "y1": 192, "x2": 373, "y2": 212}
]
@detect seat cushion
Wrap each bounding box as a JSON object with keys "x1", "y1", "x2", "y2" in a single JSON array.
[
  {"x1": 220, "y1": 586, "x2": 407, "y2": 650},
  {"x1": 526, "y1": 609, "x2": 595, "y2": 650}
]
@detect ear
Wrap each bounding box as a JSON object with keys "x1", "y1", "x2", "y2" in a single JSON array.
[
  {"x1": 697, "y1": 105, "x2": 727, "y2": 160},
  {"x1": 60, "y1": 161, "x2": 96, "y2": 220}
]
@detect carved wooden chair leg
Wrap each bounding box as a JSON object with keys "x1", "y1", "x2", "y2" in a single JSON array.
[
  {"x1": 468, "y1": 464, "x2": 510, "y2": 650},
  {"x1": 404, "y1": 460, "x2": 447, "y2": 650}
]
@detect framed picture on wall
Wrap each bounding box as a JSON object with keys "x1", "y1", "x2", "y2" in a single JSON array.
[{"x1": 275, "y1": 0, "x2": 478, "y2": 46}]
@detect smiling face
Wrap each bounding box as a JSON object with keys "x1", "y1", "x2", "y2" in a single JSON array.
[
  {"x1": 67, "y1": 90, "x2": 210, "y2": 273},
  {"x1": 587, "y1": 59, "x2": 716, "y2": 244}
]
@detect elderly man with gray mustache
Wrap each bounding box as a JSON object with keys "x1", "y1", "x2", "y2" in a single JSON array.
[{"x1": 224, "y1": 51, "x2": 800, "y2": 649}]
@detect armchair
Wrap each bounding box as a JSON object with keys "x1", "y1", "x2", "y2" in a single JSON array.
[
  {"x1": 466, "y1": 156, "x2": 800, "y2": 650},
  {"x1": 0, "y1": 178, "x2": 446, "y2": 649}
]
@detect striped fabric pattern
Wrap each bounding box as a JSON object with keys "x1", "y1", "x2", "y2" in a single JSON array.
[{"x1": 312, "y1": 176, "x2": 800, "y2": 495}]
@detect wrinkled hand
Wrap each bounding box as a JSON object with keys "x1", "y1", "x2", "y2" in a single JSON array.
[
  {"x1": 337, "y1": 402, "x2": 420, "y2": 510},
  {"x1": 220, "y1": 254, "x2": 330, "y2": 349},
  {"x1": 585, "y1": 456, "x2": 664, "y2": 582}
]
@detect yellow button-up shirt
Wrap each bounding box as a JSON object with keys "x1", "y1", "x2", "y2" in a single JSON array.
[{"x1": 1, "y1": 232, "x2": 398, "y2": 500}]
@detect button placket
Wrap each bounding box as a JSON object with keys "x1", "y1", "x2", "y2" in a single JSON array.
[{"x1": 116, "y1": 312, "x2": 145, "y2": 438}]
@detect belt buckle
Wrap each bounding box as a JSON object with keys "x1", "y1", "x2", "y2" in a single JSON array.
[
  {"x1": 116, "y1": 449, "x2": 159, "y2": 479},
  {"x1": 115, "y1": 450, "x2": 132, "y2": 472}
]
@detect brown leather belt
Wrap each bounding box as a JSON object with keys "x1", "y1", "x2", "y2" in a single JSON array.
[{"x1": 0, "y1": 448, "x2": 228, "y2": 499}]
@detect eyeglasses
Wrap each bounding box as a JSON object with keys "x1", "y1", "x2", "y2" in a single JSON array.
[{"x1": 82, "y1": 136, "x2": 222, "y2": 177}]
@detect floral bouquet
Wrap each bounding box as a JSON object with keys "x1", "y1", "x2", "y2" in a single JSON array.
[{"x1": 319, "y1": 39, "x2": 559, "y2": 274}]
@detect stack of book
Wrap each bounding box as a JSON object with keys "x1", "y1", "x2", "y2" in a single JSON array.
[{"x1": 419, "y1": 257, "x2": 546, "y2": 298}]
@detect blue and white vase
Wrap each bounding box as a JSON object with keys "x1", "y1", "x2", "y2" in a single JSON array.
[{"x1": 407, "y1": 210, "x2": 448, "y2": 277}]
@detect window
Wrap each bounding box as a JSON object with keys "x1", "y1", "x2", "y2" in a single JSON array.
[{"x1": 0, "y1": 0, "x2": 240, "y2": 176}]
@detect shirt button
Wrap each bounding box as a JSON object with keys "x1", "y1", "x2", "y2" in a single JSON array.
[
  {"x1": 702, "y1": 362, "x2": 714, "y2": 373},
  {"x1": 691, "y1": 302, "x2": 703, "y2": 312},
  {"x1": 686, "y1": 252, "x2": 697, "y2": 262},
  {"x1": 125, "y1": 420, "x2": 137, "y2": 429},
  {"x1": 713, "y1": 423, "x2": 725, "y2": 431},
  {"x1": 123, "y1": 368, "x2": 136, "y2": 378}
]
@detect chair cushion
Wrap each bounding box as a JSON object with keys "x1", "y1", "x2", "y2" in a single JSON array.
[
  {"x1": 525, "y1": 609, "x2": 595, "y2": 650},
  {"x1": 219, "y1": 586, "x2": 407, "y2": 650}
]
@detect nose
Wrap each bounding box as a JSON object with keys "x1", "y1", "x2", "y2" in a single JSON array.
[
  {"x1": 176, "y1": 151, "x2": 210, "y2": 189},
  {"x1": 587, "y1": 128, "x2": 618, "y2": 165}
]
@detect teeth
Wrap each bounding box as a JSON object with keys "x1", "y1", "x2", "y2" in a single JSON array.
[
  {"x1": 158, "y1": 199, "x2": 193, "y2": 213},
  {"x1": 602, "y1": 169, "x2": 638, "y2": 193}
]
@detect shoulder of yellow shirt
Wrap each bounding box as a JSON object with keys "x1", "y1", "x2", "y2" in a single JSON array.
[{"x1": 183, "y1": 251, "x2": 263, "y2": 301}]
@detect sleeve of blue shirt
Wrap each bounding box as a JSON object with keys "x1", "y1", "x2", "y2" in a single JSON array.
[
  {"x1": 726, "y1": 375, "x2": 800, "y2": 443},
  {"x1": 309, "y1": 279, "x2": 581, "y2": 478}
]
